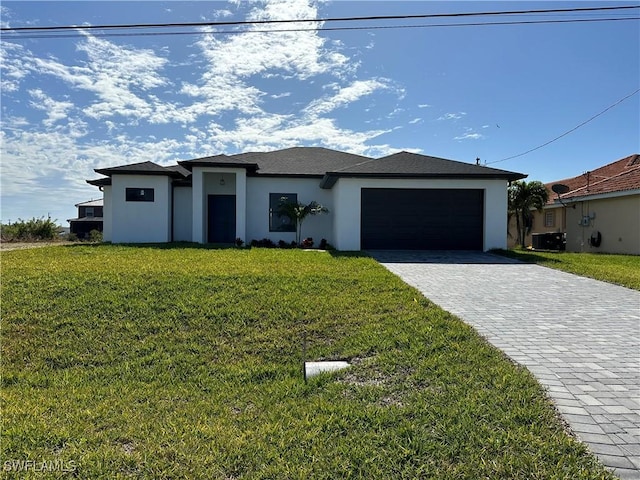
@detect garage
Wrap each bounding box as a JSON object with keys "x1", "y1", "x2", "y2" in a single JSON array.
[{"x1": 361, "y1": 188, "x2": 484, "y2": 250}]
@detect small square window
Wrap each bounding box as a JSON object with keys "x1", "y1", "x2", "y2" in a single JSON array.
[
  {"x1": 85, "y1": 207, "x2": 94, "y2": 218},
  {"x1": 544, "y1": 211, "x2": 555, "y2": 228},
  {"x1": 126, "y1": 188, "x2": 154, "y2": 202},
  {"x1": 269, "y1": 193, "x2": 297, "y2": 232}
]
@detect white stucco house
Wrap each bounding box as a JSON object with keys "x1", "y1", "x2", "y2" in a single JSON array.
[{"x1": 88, "y1": 147, "x2": 526, "y2": 251}]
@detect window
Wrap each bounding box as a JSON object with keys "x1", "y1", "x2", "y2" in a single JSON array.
[
  {"x1": 544, "y1": 211, "x2": 555, "y2": 228},
  {"x1": 269, "y1": 193, "x2": 297, "y2": 232},
  {"x1": 126, "y1": 188, "x2": 154, "y2": 202},
  {"x1": 85, "y1": 207, "x2": 94, "y2": 218}
]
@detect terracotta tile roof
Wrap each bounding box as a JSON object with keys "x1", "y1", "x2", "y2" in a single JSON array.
[{"x1": 547, "y1": 154, "x2": 640, "y2": 203}]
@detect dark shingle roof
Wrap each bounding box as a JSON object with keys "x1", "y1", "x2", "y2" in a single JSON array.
[
  {"x1": 95, "y1": 161, "x2": 187, "y2": 178},
  {"x1": 320, "y1": 151, "x2": 526, "y2": 187},
  {"x1": 87, "y1": 177, "x2": 112, "y2": 187},
  {"x1": 178, "y1": 154, "x2": 258, "y2": 171},
  {"x1": 89, "y1": 148, "x2": 527, "y2": 188},
  {"x1": 234, "y1": 147, "x2": 373, "y2": 176}
]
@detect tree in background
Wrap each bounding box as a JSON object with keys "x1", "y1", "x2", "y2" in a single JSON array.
[
  {"x1": 508, "y1": 180, "x2": 549, "y2": 248},
  {"x1": 277, "y1": 198, "x2": 329, "y2": 245},
  {"x1": 0, "y1": 217, "x2": 60, "y2": 242}
]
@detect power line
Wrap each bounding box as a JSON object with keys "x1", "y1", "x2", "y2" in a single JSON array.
[
  {"x1": 1, "y1": 5, "x2": 637, "y2": 33},
  {"x1": 2, "y1": 17, "x2": 638, "y2": 40},
  {"x1": 487, "y1": 88, "x2": 640, "y2": 165}
]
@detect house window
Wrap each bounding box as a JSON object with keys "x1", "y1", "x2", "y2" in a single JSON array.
[
  {"x1": 544, "y1": 211, "x2": 555, "y2": 228},
  {"x1": 85, "y1": 207, "x2": 94, "y2": 218},
  {"x1": 126, "y1": 188, "x2": 154, "y2": 202},
  {"x1": 269, "y1": 193, "x2": 297, "y2": 232}
]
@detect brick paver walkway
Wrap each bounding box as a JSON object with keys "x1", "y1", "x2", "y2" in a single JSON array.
[{"x1": 371, "y1": 251, "x2": 640, "y2": 479}]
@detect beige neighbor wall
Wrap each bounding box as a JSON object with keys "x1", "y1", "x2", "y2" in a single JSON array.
[
  {"x1": 564, "y1": 194, "x2": 640, "y2": 255},
  {"x1": 507, "y1": 206, "x2": 565, "y2": 249}
]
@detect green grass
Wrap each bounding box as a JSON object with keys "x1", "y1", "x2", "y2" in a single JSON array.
[
  {"x1": 494, "y1": 249, "x2": 640, "y2": 291},
  {"x1": 1, "y1": 245, "x2": 614, "y2": 479}
]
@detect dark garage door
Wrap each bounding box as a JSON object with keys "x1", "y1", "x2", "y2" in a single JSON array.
[{"x1": 361, "y1": 188, "x2": 484, "y2": 250}]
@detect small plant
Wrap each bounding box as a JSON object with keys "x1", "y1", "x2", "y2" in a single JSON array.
[
  {"x1": 276, "y1": 199, "x2": 329, "y2": 245},
  {"x1": 301, "y1": 237, "x2": 314, "y2": 249},
  {"x1": 235, "y1": 237, "x2": 244, "y2": 247},
  {"x1": 277, "y1": 240, "x2": 289, "y2": 249},
  {"x1": 319, "y1": 238, "x2": 327, "y2": 250},
  {"x1": 88, "y1": 229, "x2": 103, "y2": 243},
  {"x1": 250, "y1": 238, "x2": 276, "y2": 248}
]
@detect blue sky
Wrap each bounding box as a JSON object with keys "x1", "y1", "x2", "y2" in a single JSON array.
[{"x1": 1, "y1": 1, "x2": 638, "y2": 225}]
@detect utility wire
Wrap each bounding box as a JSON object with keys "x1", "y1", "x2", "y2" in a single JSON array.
[
  {"x1": 1, "y1": 4, "x2": 637, "y2": 33},
  {"x1": 487, "y1": 88, "x2": 640, "y2": 165},
  {"x1": 3, "y1": 17, "x2": 638, "y2": 40}
]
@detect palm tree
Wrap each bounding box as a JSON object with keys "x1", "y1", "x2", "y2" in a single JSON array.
[
  {"x1": 508, "y1": 180, "x2": 549, "y2": 248},
  {"x1": 277, "y1": 198, "x2": 329, "y2": 245}
]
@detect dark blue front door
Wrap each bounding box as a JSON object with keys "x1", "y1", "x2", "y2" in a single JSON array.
[{"x1": 208, "y1": 195, "x2": 236, "y2": 243}]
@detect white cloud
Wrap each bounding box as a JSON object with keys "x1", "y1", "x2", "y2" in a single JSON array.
[
  {"x1": 409, "y1": 118, "x2": 422, "y2": 124},
  {"x1": 304, "y1": 79, "x2": 390, "y2": 116},
  {"x1": 1, "y1": 0, "x2": 420, "y2": 222},
  {"x1": 1, "y1": 42, "x2": 31, "y2": 93},
  {"x1": 438, "y1": 112, "x2": 466, "y2": 121},
  {"x1": 28, "y1": 90, "x2": 75, "y2": 127},
  {"x1": 418, "y1": 104, "x2": 431, "y2": 108},
  {"x1": 33, "y1": 34, "x2": 169, "y2": 122},
  {"x1": 454, "y1": 132, "x2": 484, "y2": 141}
]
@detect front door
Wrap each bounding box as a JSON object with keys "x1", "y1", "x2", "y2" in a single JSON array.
[{"x1": 208, "y1": 195, "x2": 236, "y2": 243}]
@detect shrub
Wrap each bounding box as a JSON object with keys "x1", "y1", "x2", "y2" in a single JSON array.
[
  {"x1": 301, "y1": 237, "x2": 314, "y2": 248},
  {"x1": 88, "y1": 230, "x2": 103, "y2": 243},
  {"x1": 250, "y1": 238, "x2": 276, "y2": 248},
  {"x1": 319, "y1": 238, "x2": 327, "y2": 250},
  {"x1": 235, "y1": 237, "x2": 244, "y2": 247},
  {"x1": 0, "y1": 217, "x2": 59, "y2": 242}
]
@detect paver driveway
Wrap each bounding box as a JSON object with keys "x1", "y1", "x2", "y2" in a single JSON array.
[{"x1": 370, "y1": 251, "x2": 640, "y2": 480}]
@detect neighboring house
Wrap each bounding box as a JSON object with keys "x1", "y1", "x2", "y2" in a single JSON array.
[
  {"x1": 508, "y1": 154, "x2": 640, "y2": 254},
  {"x1": 87, "y1": 147, "x2": 525, "y2": 251},
  {"x1": 67, "y1": 199, "x2": 104, "y2": 239}
]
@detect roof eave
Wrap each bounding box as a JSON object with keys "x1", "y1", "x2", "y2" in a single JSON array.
[
  {"x1": 558, "y1": 188, "x2": 640, "y2": 203},
  {"x1": 87, "y1": 178, "x2": 112, "y2": 187},
  {"x1": 321, "y1": 171, "x2": 526, "y2": 185},
  {"x1": 178, "y1": 160, "x2": 259, "y2": 172}
]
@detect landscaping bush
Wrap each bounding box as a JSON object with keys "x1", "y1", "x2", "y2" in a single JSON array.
[
  {"x1": 301, "y1": 237, "x2": 314, "y2": 248},
  {"x1": 88, "y1": 229, "x2": 103, "y2": 243}
]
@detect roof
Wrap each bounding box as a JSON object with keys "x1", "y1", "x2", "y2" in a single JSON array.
[
  {"x1": 75, "y1": 199, "x2": 103, "y2": 207},
  {"x1": 89, "y1": 147, "x2": 526, "y2": 187},
  {"x1": 87, "y1": 177, "x2": 112, "y2": 187},
  {"x1": 67, "y1": 217, "x2": 104, "y2": 222},
  {"x1": 548, "y1": 154, "x2": 640, "y2": 203},
  {"x1": 95, "y1": 161, "x2": 187, "y2": 178},
  {"x1": 320, "y1": 151, "x2": 526, "y2": 188},
  {"x1": 235, "y1": 147, "x2": 373, "y2": 176},
  {"x1": 178, "y1": 154, "x2": 258, "y2": 172}
]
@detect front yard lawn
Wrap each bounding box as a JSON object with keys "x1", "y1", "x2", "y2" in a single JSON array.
[
  {"x1": 1, "y1": 245, "x2": 614, "y2": 479},
  {"x1": 494, "y1": 249, "x2": 640, "y2": 291}
]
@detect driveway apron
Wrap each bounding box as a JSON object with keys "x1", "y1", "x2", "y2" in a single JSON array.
[{"x1": 370, "y1": 251, "x2": 640, "y2": 479}]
